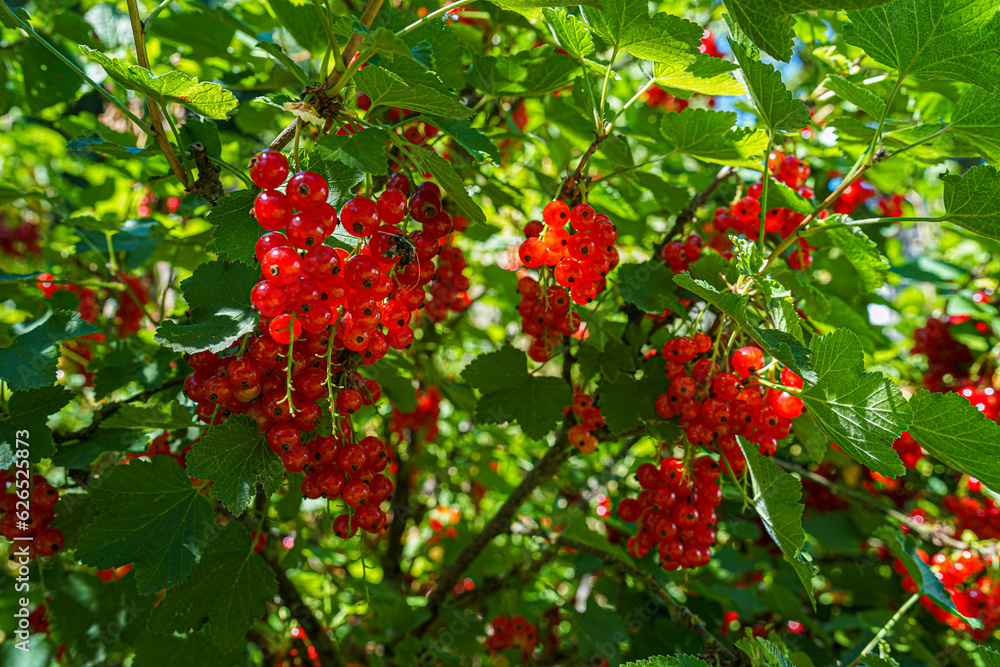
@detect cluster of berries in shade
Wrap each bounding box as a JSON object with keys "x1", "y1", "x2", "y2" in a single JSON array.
[
  {"x1": 136, "y1": 187, "x2": 182, "y2": 218},
  {"x1": 617, "y1": 455, "x2": 722, "y2": 570},
  {"x1": 35, "y1": 272, "x2": 149, "y2": 387},
  {"x1": 0, "y1": 214, "x2": 41, "y2": 258},
  {"x1": 0, "y1": 472, "x2": 64, "y2": 561},
  {"x1": 484, "y1": 615, "x2": 538, "y2": 663},
  {"x1": 390, "y1": 385, "x2": 443, "y2": 444},
  {"x1": 565, "y1": 390, "x2": 606, "y2": 454},
  {"x1": 515, "y1": 200, "x2": 619, "y2": 361},
  {"x1": 894, "y1": 547, "x2": 998, "y2": 639},
  {"x1": 696, "y1": 152, "x2": 819, "y2": 270},
  {"x1": 653, "y1": 337, "x2": 805, "y2": 473}
]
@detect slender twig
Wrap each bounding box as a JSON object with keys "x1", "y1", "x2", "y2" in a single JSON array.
[
  {"x1": 758, "y1": 130, "x2": 775, "y2": 254},
  {"x1": 653, "y1": 165, "x2": 736, "y2": 257},
  {"x1": 382, "y1": 430, "x2": 416, "y2": 583},
  {"x1": 125, "y1": 0, "x2": 190, "y2": 187},
  {"x1": 848, "y1": 593, "x2": 919, "y2": 667}
]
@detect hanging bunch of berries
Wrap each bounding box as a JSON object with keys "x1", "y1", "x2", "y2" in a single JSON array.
[
  {"x1": 484, "y1": 615, "x2": 538, "y2": 664},
  {"x1": 515, "y1": 200, "x2": 619, "y2": 361},
  {"x1": 0, "y1": 472, "x2": 64, "y2": 561},
  {"x1": 565, "y1": 389, "x2": 605, "y2": 454}
]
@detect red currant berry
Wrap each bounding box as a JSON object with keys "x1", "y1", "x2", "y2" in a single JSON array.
[
  {"x1": 248, "y1": 149, "x2": 289, "y2": 189},
  {"x1": 286, "y1": 171, "x2": 329, "y2": 212}
]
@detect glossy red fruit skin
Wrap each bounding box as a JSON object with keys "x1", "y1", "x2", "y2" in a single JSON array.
[
  {"x1": 342, "y1": 479, "x2": 371, "y2": 507},
  {"x1": 732, "y1": 346, "x2": 765, "y2": 379},
  {"x1": 385, "y1": 173, "x2": 411, "y2": 195},
  {"x1": 248, "y1": 149, "x2": 289, "y2": 189},
  {"x1": 269, "y1": 313, "x2": 302, "y2": 345},
  {"x1": 286, "y1": 171, "x2": 330, "y2": 212},
  {"x1": 255, "y1": 190, "x2": 292, "y2": 231},
  {"x1": 408, "y1": 189, "x2": 440, "y2": 223},
  {"x1": 255, "y1": 232, "x2": 290, "y2": 263},
  {"x1": 34, "y1": 527, "x2": 64, "y2": 556},
  {"x1": 542, "y1": 200, "x2": 570, "y2": 226},
  {"x1": 376, "y1": 188, "x2": 407, "y2": 224},
  {"x1": 286, "y1": 212, "x2": 328, "y2": 249},
  {"x1": 332, "y1": 513, "x2": 356, "y2": 538},
  {"x1": 261, "y1": 247, "x2": 303, "y2": 287},
  {"x1": 251, "y1": 280, "x2": 286, "y2": 317},
  {"x1": 341, "y1": 197, "x2": 380, "y2": 237}
]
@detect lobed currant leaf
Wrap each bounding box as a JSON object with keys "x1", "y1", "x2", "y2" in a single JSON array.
[
  {"x1": 354, "y1": 65, "x2": 473, "y2": 119},
  {"x1": 940, "y1": 164, "x2": 1000, "y2": 240},
  {"x1": 543, "y1": 8, "x2": 595, "y2": 62},
  {"x1": 0, "y1": 386, "x2": 73, "y2": 466},
  {"x1": 949, "y1": 85, "x2": 1000, "y2": 166},
  {"x1": 582, "y1": 0, "x2": 703, "y2": 67},
  {"x1": 651, "y1": 54, "x2": 746, "y2": 97},
  {"x1": 407, "y1": 144, "x2": 487, "y2": 225},
  {"x1": 254, "y1": 41, "x2": 311, "y2": 87},
  {"x1": 729, "y1": 41, "x2": 812, "y2": 134},
  {"x1": 659, "y1": 109, "x2": 770, "y2": 168},
  {"x1": 316, "y1": 128, "x2": 393, "y2": 176},
  {"x1": 0, "y1": 309, "x2": 100, "y2": 391},
  {"x1": 821, "y1": 74, "x2": 886, "y2": 120}
]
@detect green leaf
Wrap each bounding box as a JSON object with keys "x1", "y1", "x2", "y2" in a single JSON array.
[
  {"x1": 729, "y1": 41, "x2": 811, "y2": 133},
  {"x1": 185, "y1": 416, "x2": 284, "y2": 516},
  {"x1": 487, "y1": 0, "x2": 602, "y2": 21},
  {"x1": 798, "y1": 329, "x2": 910, "y2": 477},
  {"x1": 583, "y1": 0, "x2": 702, "y2": 66},
  {"x1": 596, "y1": 359, "x2": 669, "y2": 435},
  {"x1": 255, "y1": 40, "x2": 310, "y2": 87},
  {"x1": 940, "y1": 164, "x2": 1000, "y2": 239},
  {"x1": 155, "y1": 260, "x2": 260, "y2": 354},
  {"x1": 208, "y1": 190, "x2": 261, "y2": 266},
  {"x1": 132, "y1": 630, "x2": 243, "y2": 667},
  {"x1": 0, "y1": 386, "x2": 73, "y2": 466},
  {"x1": 267, "y1": 0, "x2": 327, "y2": 52},
  {"x1": 80, "y1": 46, "x2": 238, "y2": 119},
  {"x1": 407, "y1": 144, "x2": 486, "y2": 225},
  {"x1": 762, "y1": 178, "x2": 813, "y2": 215},
  {"x1": 818, "y1": 225, "x2": 890, "y2": 293},
  {"x1": 354, "y1": 65, "x2": 472, "y2": 119},
  {"x1": 463, "y1": 346, "x2": 573, "y2": 440},
  {"x1": 659, "y1": 109, "x2": 769, "y2": 168},
  {"x1": 875, "y1": 525, "x2": 982, "y2": 628},
  {"x1": 102, "y1": 402, "x2": 195, "y2": 431},
  {"x1": 674, "y1": 273, "x2": 815, "y2": 383},
  {"x1": 822, "y1": 74, "x2": 886, "y2": 119},
  {"x1": 577, "y1": 338, "x2": 636, "y2": 381},
  {"x1": 0, "y1": 310, "x2": 100, "y2": 390},
  {"x1": 543, "y1": 8, "x2": 594, "y2": 61},
  {"x1": 303, "y1": 153, "x2": 365, "y2": 208},
  {"x1": 315, "y1": 128, "x2": 392, "y2": 176},
  {"x1": 426, "y1": 116, "x2": 501, "y2": 164},
  {"x1": 149, "y1": 523, "x2": 277, "y2": 652},
  {"x1": 981, "y1": 648, "x2": 1000, "y2": 667},
  {"x1": 738, "y1": 436, "x2": 817, "y2": 607},
  {"x1": 76, "y1": 456, "x2": 215, "y2": 594},
  {"x1": 67, "y1": 135, "x2": 159, "y2": 159},
  {"x1": 652, "y1": 53, "x2": 746, "y2": 96},
  {"x1": 736, "y1": 635, "x2": 798, "y2": 667},
  {"x1": 623, "y1": 655, "x2": 711, "y2": 667},
  {"x1": 906, "y1": 390, "x2": 1000, "y2": 492},
  {"x1": 616, "y1": 262, "x2": 684, "y2": 314},
  {"x1": 844, "y1": 0, "x2": 1000, "y2": 89},
  {"x1": 950, "y1": 86, "x2": 1000, "y2": 166}
]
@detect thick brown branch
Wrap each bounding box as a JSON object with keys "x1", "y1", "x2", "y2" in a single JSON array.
[{"x1": 124, "y1": 0, "x2": 189, "y2": 187}]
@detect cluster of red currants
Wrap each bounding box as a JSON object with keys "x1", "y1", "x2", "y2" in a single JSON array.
[
  {"x1": 617, "y1": 455, "x2": 722, "y2": 570},
  {"x1": 705, "y1": 152, "x2": 819, "y2": 269},
  {"x1": 136, "y1": 187, "x2": 182, "y2": 218},
  {"x1": 515, "y1": 200, "x2": 619, "y2": 361},
  {"x1": 660, "y1": 233, "x2": 705, "y2": 274},
  {"x1": 484, "y1": 615, "x2": 538, "y2": 663},
  {"x1": 830, "y1": 176, "x2": 876, "y2": 216},
  {"x1": 895, "y1": 548, "x2": 997, "y2": 639},
  {"x1": 0, "y1": 214, "x2": 41, "y2": 257},
  {"x1": 389, "y1": 385, "x2": 443, "y2": 443},
  {"x1": 653, "y1": 338, "x2": 805, "y2": 471},
  {"x1": 565, "y1": 390, "x2": 606, "y2": 454},
  {"x1": 892, "y1": 431, "x2": 924, "y2": 469},
  {"x1": 423, "y1": 230, "x2": 471, "y2": 322},
  {"x1": 0, "y1": 472, "x2": 64, "y2": 561}
]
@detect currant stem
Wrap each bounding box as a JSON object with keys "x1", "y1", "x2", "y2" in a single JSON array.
[
  {"x1": 848, "y1": 593, "x2": 919, "y2": 667},
  {"x1": 758, "y1": 130, "x2": 775, "y2": 255}
]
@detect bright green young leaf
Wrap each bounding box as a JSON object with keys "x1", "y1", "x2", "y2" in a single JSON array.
[
  {"x1": 798, "y1": 329, "x2": 910, "y2": 477},
  {"x1": 907, "y1": 389, "x2": 1000, "y2": 492},
  {"x1": 488, "y1": 0, "x2": 601, "y2": 21},
  {"x1": 651, "y1": 54, "x2": 746, "y2": 97},
  {"x1": 730, "y1": 41, "x2": 811, "y2": 133},
  {"x1": 817, "y1": 225, "x2": 890, "y2": 293},
  {"x1": 208, "y1": 190, "x2": 260, "y2": 265},
  {"x1": 736, "y1": 635, "x2": 797, "y2": 666},
  {"x1": 316, "y1": 128, "x2": 393, "y2": 176},
  {"x1": 949, "y1": 86, "x2": 1000, "y2": 166},
  {"x1": 674, "y1": 273, "x2": 815, "y2": 383},
  {"x1": 75, "y1": 456, "x2": 215, "y2": 594},
  {"x1": 617, "y1": 262, "x2": 684, "y2": 314},
  {"x1": 940, "y1": 164, "x2": 1000, "y2": 240},
  {"x1": 155, "y1": 260, "x2": 260, "y2": 354},
  {"x1": 762, "y1": 178, "x2": 813, "y2": 215},
  {"x1": 738, "y1": 437, "x2": 817, "y2": 608},
  {"x1": 354, "y1": 65, "x2": 473, "y2": 119},
  {"x1": 543, "y1": 8, "x2": 594, "y2": 61},
  {"x1": 583, "y1": 0, "x2": 703, "y2": 66},
  {"x1": 822, "y1": 74, "x2": 886, "y2": 120},
  {"x1": 463, "y1": 345, "x2": 573, "y2": 440},
  {"x1": 102, "y1": 402, "x2": 195, "y2": 431},
  {"x1": 876, "y1": 526, "x2": 983, "y2": 627},
  {"x1": 844, "y1": 0, "x2": 1000, "y2": 89},
  {"x1": 149, "y1": 523, "x2": 278, "y2": 652},
  {"x1": 185, "y1": 416, "x2": 284, "y2": 516},
  {"x1": 0, "y1": 310, "x2": 100, "y2": 390},
  {"x1": 80, "y1": 46, "x2": 238, "y2": 119},
  {"x1": 408, "y1": 144, "x2": 486, "y2": 225},
  {"x1": 659, "y1": 109, "x2": 769, "y2": 168},
  {"x1": 254, "y1": 41, "x2": 310, "y2": 87},
  {"x1": 623, "y1": 656, "x2": 711, "y2": 667},
  {"x1": 0, "y1": 386, "x2": 73, "y2": 466}
]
